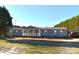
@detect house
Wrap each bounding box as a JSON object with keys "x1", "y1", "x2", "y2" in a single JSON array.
[
  {"x1": 9, "y1": 26, "x2": 68, "y2": 38},
  {"x1": 9, "y1": 25, "x2": 23, "y2": 37}
]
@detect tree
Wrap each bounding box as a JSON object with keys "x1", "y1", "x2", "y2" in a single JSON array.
[
  {"x1": 0, "y1": 6, "x2": 13, "y2": 38},
  {"x1": 54, "y1": 15, "x2": 79, "y2": 30}
]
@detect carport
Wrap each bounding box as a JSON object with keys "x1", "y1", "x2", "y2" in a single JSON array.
[{"x1": 69, "y1": 29, "x2": 79, "y2": 38}]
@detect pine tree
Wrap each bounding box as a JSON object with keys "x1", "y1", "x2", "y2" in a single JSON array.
[{"x1": 0, "y1": 6, "x2": 13, "y2": 38}]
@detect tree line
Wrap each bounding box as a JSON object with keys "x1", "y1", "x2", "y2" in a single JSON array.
[{"x1": 54, "y1": 15, "x2": 79, "y2": 30}]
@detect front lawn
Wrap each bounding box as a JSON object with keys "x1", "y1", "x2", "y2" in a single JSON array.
[{"x1": 0, "y1": 39, "x2": 79, "y2": 54}]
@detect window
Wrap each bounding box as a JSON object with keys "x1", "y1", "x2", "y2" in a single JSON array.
[
  {"x1": 10, "y1": 30, "x2": 12, "y2": 32},
  {"x1": 15, "y1": 29, "x2": 22, "y2": 32},
  {"x1": 54, "y1": 30, "x2": 57, "y2": 33},
  {"x1": 29, "y1": 30, "x2": 33, "y2": 33},
  {"x1": 19, "y1": 30, "x2": 22, "y2": 32},
  {"x1": 78, "y1": 33, "x2": 79, "y2": 35},
  {"x1": 12, "y1": 29, "x2": 16, "y2": 33},
  {"x1": 34, "y1": 30, "x2": 38, "y2": 33},
  {"x1": 16, "y1": 30, "x2": 19, "y2": 32},
  {"x1": 60, "y1": 30, "x2": 63, "y2": 32},
  {"x1": 25, "y1": 30, "x2": 27, "y2": 33},
  {"x1": 44, "y1": 30, "x2": 47, "y2": 32}
]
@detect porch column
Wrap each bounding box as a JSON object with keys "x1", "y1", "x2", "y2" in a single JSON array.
[
  {"x1": 28, "y1": 29, "x2": 30, "y2": 36},
  {"x1": 38, "y1": 29, "x2": 41, "y2": 36},
  {"x1": 22, "y1": 29, "x2": 25, "y2": 36},
  {"x1": 33, "y1": 29, "x2": 34, "y2": 36},
  {"x1": 26, "y1": 30, "x2": 29, "y2": 36}
]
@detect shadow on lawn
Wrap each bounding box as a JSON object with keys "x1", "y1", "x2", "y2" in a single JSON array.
[{"x1": 8, "y1": 39, "x2": 79, "y2": 48}]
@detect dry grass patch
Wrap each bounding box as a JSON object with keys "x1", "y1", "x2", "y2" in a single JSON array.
[{"x1": 0, "y1": 39, "x2": 79, "y2": 54}]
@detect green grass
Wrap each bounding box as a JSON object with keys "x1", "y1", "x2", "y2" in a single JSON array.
[
  {"x1": 0, "y1": 39, "x2": 79, "y2": 54},
  {"x1": 0, "y1": 40, "x2": 58, "y2": 53},
  {"x1": 0, "y1": 40, "x2": 58, "y2": 54}
]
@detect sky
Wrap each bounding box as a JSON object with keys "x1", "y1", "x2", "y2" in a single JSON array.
[{"x1": 4, "y1": 5, "x2": 79, "y2": 27}]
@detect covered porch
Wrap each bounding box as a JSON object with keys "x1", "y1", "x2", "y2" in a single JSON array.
[{"x1": 22, "y1": 29, "x2": 41, "y2": 37}]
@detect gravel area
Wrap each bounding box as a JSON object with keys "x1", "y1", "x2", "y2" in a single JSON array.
[
  {"x1": 11, "y1": 37, "x2": 79, "y2": 42},
  {"x1": 0, "y1": 47, "x2": 18, "y2": 54}
]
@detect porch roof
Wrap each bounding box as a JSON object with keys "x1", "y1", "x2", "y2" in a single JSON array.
[
  {"x1": 69, "y1": 29, "x2": 79, "y2": 32},
  {"x1": 25, "y1": 26, "x2": 67, "y2": 30},
  {"x1": 12, "y1": 25, "x2": 67, "y2": 30}
]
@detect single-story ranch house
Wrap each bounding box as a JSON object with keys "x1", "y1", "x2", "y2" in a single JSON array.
[{"x1": 9, "y1": 26, "x2": 68, "y2": 38}]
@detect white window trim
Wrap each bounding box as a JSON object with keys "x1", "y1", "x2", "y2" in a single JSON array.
[
  {"x1": 54, "y1": 30, "x2": 57, "y2": 33},
  {"x1": 60, "y1": 30, "x2": 63, "y2": 32}
]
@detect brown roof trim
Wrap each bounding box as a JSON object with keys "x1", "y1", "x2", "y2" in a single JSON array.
[{"x1": 12, "y1": 25, "x2": 67, "y2": 29}]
